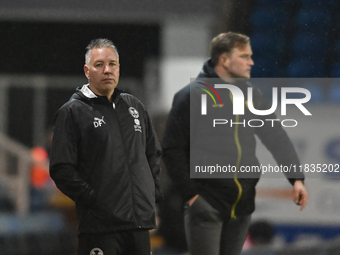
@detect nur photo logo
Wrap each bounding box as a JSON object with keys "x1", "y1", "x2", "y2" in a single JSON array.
[
  {"x1": 195, "y1": 81, "x2": 312, "y2": 128},
  {"x1": 196, "y1": 82, "x2": 223, "y2": 114}
]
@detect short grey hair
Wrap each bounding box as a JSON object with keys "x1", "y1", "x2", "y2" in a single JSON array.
[{"x1": 85, "y1": 38, "x2": 119, "y2": 66}]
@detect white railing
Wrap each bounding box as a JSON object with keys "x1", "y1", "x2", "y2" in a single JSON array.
[{"x1": 0, "y1": 132, "x2": 31, "y2": 216}]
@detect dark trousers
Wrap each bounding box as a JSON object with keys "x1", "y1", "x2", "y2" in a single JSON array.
[
  {"x1": 77, "y1": 229, "x2": 151, "y2": 255},
  {"x1": 184, "y1": 196, "x2": 251, "y2": 255}
]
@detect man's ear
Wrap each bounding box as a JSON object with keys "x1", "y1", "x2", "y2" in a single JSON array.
[
  {"x1": 219, "y1": 54, "x2": 230, "y2": 68},
  {"x1": 84, "y1": 65, "x2": 90, "y2": 79}
]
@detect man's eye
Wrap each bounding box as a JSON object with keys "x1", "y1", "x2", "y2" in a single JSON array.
[
  {"x1": 110, "y1": 63, "x2": 116, "y2": 66},
  {"x1": 95, "y1": 63, "x2": 103, "y2": 67}
]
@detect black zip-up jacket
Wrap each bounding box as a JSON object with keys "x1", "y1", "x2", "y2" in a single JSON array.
[
  {"x1": 50, "y1": 84, "x2": 162, "y2": 234},
  {"x1": 162, "y1": 59, "x2": 304, "y2": 219}
]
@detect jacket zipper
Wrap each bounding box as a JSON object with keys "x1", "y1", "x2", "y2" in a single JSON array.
[
  {"x1": 110, "y1": 99, "x2": 140, "y2": 228},
  {"x1": 230, "y1": 92, "x2": 243, "y2": 219}
]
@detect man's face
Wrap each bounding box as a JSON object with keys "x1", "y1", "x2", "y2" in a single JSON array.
[
  {"x1": 223, "y1": 43, "x2": 254, "y2": 79},
  {"x1": 84, "y1": 47, "x2": 120, "y2": 98}
]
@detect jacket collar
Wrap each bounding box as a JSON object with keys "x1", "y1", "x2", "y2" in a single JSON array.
[
  {"x1": 198, "y1": 59, "x2": 220, "y2": 79},
  {"x1": 80, "y1": 84, "x2": 97, "y2": 99},
  {"x1": 197, "y1": 59, "x2": 250, "y2": 90},
  {"x1": 77, "y1": 84, "x2": 121, "y2": 106}
]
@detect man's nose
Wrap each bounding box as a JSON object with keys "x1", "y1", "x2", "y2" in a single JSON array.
[
  {"x1": 249, "y1": 58, "x2": 254, "y2": 66},
  {"x1": 104, "y1": 64, "x2": 112, "y2": 73}
]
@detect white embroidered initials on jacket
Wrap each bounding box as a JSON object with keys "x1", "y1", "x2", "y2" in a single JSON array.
[{"x1": 93, "y1": 116, "x2": 106, "y2": 128}]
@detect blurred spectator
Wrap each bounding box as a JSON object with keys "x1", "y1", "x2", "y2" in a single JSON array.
[{"x1": 30, "y1": 128, "x2": 55, "y2": 212}]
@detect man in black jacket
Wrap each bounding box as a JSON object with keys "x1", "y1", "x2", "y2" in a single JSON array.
[
  {"x1": 50, "y1": 38, "x2": 162, "y2": 255},
  {"x1": 162, "y1": 32, "x2": 308, "y2": 255}
]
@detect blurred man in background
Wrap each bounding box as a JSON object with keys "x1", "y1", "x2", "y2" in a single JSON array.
[
  {"x1": 162, "y1": 32, "x2": 307, "y2": 255},
  {"x1": 50, "y1": 38, "x2": 162, "y2": 255}
]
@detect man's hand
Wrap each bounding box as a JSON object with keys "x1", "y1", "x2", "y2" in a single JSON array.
[{"x1": 293, "y1": 180, "x2": 308, "y2": 211}]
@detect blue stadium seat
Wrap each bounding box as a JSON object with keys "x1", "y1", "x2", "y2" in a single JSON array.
[
  {"x1": 286, "y1": 59, "x2": 326, "y2": 77},
  {"x1": 250, "y1": 32, "x2": 285, "y2": 56},
  {"x1": 251, "y1": 57, "x2": 281, "y2": 77},
  {"x1": 295, "y1": 9, "x2": 332, "y2": 32},
  {"x1": 251, "y1": 8, "x2": 288, "y2": 32},
  {"x1": 300, "y1": 0, "x2": 332, "y2": 10},
  {"x1": 0, "y1": 212, "x2": 76, "y2": 254},
  {"x1": 250, "y1": 32, "x2": 285, "y2": 52},
  {"x1": 291, "y1": 34, "x2": 328, "y2": 60},
  {"x1": 331, "y1": 62, "x2": 340, "y2": 77}
]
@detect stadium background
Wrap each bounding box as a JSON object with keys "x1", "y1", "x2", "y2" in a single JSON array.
[{"x1": 0, "y1": 0, "x2": 340, "y2": 254}]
